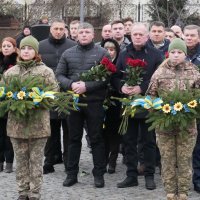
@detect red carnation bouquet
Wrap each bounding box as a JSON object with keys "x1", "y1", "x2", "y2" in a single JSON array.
[
  {"x1": 79, "y1": 57, "x2": 117, "y2": 81},
  {"x1": 122, "y1": 58, "x2": 147, "y2": 86}
]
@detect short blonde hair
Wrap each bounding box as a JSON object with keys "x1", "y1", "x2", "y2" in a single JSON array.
[{"x1": 104, "y1": 41, "x2": 116, "y2": 49}]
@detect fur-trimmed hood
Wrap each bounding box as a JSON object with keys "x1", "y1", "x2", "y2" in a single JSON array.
[{"x1": 0, "y1": 52, "x2": 18, "y2": 74}]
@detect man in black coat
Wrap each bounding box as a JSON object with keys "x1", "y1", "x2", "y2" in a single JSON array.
[
  {"x1": 113, "y1": 22, "x2": 163, "y2": 190},
  {"x1": 39, "y1": 19, "x2": 76, "y2": 174},
  {"x1": 147, "y1": 21, "x2": 170, "y2": 56},
  {"x1": 56, "y1": 22, "x2": 109, "y2": 188},
  {"x1": 183, "y1": 24, "x2": 200, "y2": 194}
]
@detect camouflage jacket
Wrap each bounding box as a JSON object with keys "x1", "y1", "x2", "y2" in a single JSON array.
[
  {"x1": 147, "y1": 59, "x2": 200, "y2": 96},
  {"x1": 4, "y1": 62, "x2": 58, "y2": 139},
  {"x1": 147, "y1": 59, "x2": 200, "y2": 135}
]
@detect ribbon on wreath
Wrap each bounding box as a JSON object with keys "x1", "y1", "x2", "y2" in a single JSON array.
[
  {"x1": 130, "y1": 95, "x2": 163, "y2": 110},
  {"x1": 0, "y1": 87, "x2": 6, "y2": 99},
  {"x1": 31, "y1": 87, "x2": 56, "y2": 105}
]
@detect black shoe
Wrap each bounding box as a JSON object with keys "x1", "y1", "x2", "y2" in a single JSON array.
[
  {"x1": 145, "y1": 176, "x2": 156, "y2": 190},
  {"x1": 107, "y1": 165, "x2": 115, "y2": 174},
  {"x1": 63, "y1": 176, "x2": 78, "y2": 187},
  {"x1": 117, "y1": 177, "x2": 138, "y2": 188},
  {"x1": 94, "y1": 176, "x2": 105, "y2": 188},
  {"x1": 43, "y1": 164, "x2": 55, "y2": 174},
  {"x1": 194, "y1": 184, "x2": 200, "y2": 193}
]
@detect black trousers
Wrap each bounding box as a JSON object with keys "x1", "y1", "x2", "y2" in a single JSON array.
[
  {"x1": 67, "y1": 101, "x2": 106, "y2": 177},
  {"x1": 0, "y1": 118, "x2": 14, "y2": 163},
  {"x1": 123, "y1": 118, "x2": 156, "y2": 178},
  {"x1": 103, "y1": 103, "x2": 121, "y2": 167},
  {"x1": 44, "y1": 119, "x2": 68, "y2": 168}
]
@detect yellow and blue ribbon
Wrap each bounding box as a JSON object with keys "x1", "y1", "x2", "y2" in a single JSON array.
[
  {"x1": 31, "y1": 87, "x2": 56, "y2": 105},
  {"x1": 67, "y1": 90, "x2": 80, "y2": 110},
  {"x1": 130, "y1": 95, "x2": 163, "y2": 110},
  {"x1": 0, "y1": 87, "x2": 6, "y2": 99}
]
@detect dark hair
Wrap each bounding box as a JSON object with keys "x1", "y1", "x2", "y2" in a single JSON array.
[
  {"x1": 122, "y1": 17, "x2": 134, "y2": 24},
  {"x1": 23, "y1": 25, "x2": 31, "y2": 31},
  {"x1": 65, "y1": 24, "x2": 69, "y2": 31},
  {"x1": 165, "y1": 28, "x2": 174, "y2": 33},
  {"x1": 70, "y1": 20, "x2": 80, "y2": 25},
  {"x1": 149, "y1": 21, "x2": 165, "y2": 30},
  {"x1": 111, "y1": 20, "x2": 124, "y2": 27},
  {"x1": 165, "y1": 28, "x2": 179, "y2": 38}
]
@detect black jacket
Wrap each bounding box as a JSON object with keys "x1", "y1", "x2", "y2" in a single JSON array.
[
  {"x1": 112, "y1": 42, "x2": 163, "y2": 118},
  {"x1": 39, "y1": 34, "x2": 76, "y2": 119},
  {"x1": 0, "y1": 52, "x2": 18, "y2": 74},
  {"x1": 39, "y1": 34, "x2": 76, "y2": 73},
  {"x1": 147, "y1": 38, "x2": 170, "y2": 56},
  {"x1": 113, "y1": 42, "x2": 163, "y2": 94},
  {"x1": 56, "y1": 41, "x2": 110, "y2": 102},
  {"x1": 186, "y1": 43, "x2": 200, "y2": 66}
]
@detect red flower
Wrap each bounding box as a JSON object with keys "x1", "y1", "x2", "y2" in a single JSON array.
[
  {"x1": 101, "y1": 57, "x2": 117, "y2": 73},
  {"x1": 79, "y1": 57, "x2": 116, "y2": 81},
  {"x1": 126, "y1": 58, "x2": 147, "y2": 68},
  {"x1": 165, "y1": 51, "x2": 169, "y2": 59},
  {"x1": 123, "y1": 58, "x2": 147, "y2": 86},
  {"x1": 100, "y1": 57, "x2": 110, "y2": 66},
  {"x1": 105, "y1": 62, "x2": 117, "y2": 73}
]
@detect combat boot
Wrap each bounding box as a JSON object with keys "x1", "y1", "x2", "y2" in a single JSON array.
[
  {"x1": 177, "y1": 194, "x2": 187, "y2": 200},
  {"x1": 17, "y1": 195, "x2": 29, "y2": 200},
  {"x1": 167, "y1": 193, "x2": 177, "y2": 200},
  {"x1": 5, "y1": 163, "x2": 13, "y2": 173},
  {"x1": 0, "y1": 162, "x2": 3, "y2": 172}
]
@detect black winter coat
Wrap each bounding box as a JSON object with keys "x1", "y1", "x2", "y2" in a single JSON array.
[
  {"x1": 39, "y1": 34, "x2": 76, "y2": 73},
  {"x1": 112, "y1": 42, "x2": 163, "y2": 118},
  {"x1": 0, "y1": 52, "x2": 18, "y2": 74},
  {"x1": 56, "y1": 42, "x2": 110, "y2": 102},
  {"x1": 39, "y1": 34, "x2": 76, "y2": 119},
  {"x1": 146, "y1": 38, "x2": 170, "y2": 56}
]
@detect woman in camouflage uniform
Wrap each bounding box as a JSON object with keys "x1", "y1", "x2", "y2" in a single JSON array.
[
  {"x1": 147, "y1": 38, "x2": 200, "y2": 200},
  {"x1": 4, "y1": 36, "x2": 58, "y2": 200}
]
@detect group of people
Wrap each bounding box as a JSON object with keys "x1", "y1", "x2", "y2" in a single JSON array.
[{"x1": 0, "y1": 16, "x2": 199, "y2": 200}]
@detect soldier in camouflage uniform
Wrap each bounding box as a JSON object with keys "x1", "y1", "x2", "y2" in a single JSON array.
[
  {"x1": 4, "y1": 36, "x2": 58, "y2": 200},
  {"x1": 147, "y1": 38, "x2": 200, "y2": 200}
]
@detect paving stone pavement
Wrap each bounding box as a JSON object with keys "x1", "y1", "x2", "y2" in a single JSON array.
[{"x1": 0, "y1": 136, "x2": 199, "y2": 200}]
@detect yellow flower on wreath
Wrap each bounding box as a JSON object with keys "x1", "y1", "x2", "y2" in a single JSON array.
[
  {"x1": 174, "y1": 102, "x2": 183, "y2": 111},
  {"x1": 28, "y1": 92, "x2": 34, "y2": 98},
  {"x1": 6, "y1": 91, "x2": 13, "y2": 98},
  {"x1": 162, "y1": 104, "x2": 171, "y2": 113},
  {"x1": 187, "y1": 100, "x2": 197, "y2": 108},
  {"x1": 17, "y1": 91, "x2": 26, "y2": 100}
]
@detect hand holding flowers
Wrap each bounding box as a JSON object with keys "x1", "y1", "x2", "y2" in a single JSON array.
[
  {"x1": 79, "y1": 57, "x2": 116, "y2": 82},
  {"x1": 122, "y1": 58, "x2": 147, "y2": 87}
]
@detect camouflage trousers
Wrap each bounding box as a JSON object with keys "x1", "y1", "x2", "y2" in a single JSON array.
[
  {"x1": 156, "y1": 132, "x2": 196, "y2": 195},
  {"x1": 11, "y1": 137, "x2": 47, "y2": 199}
]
